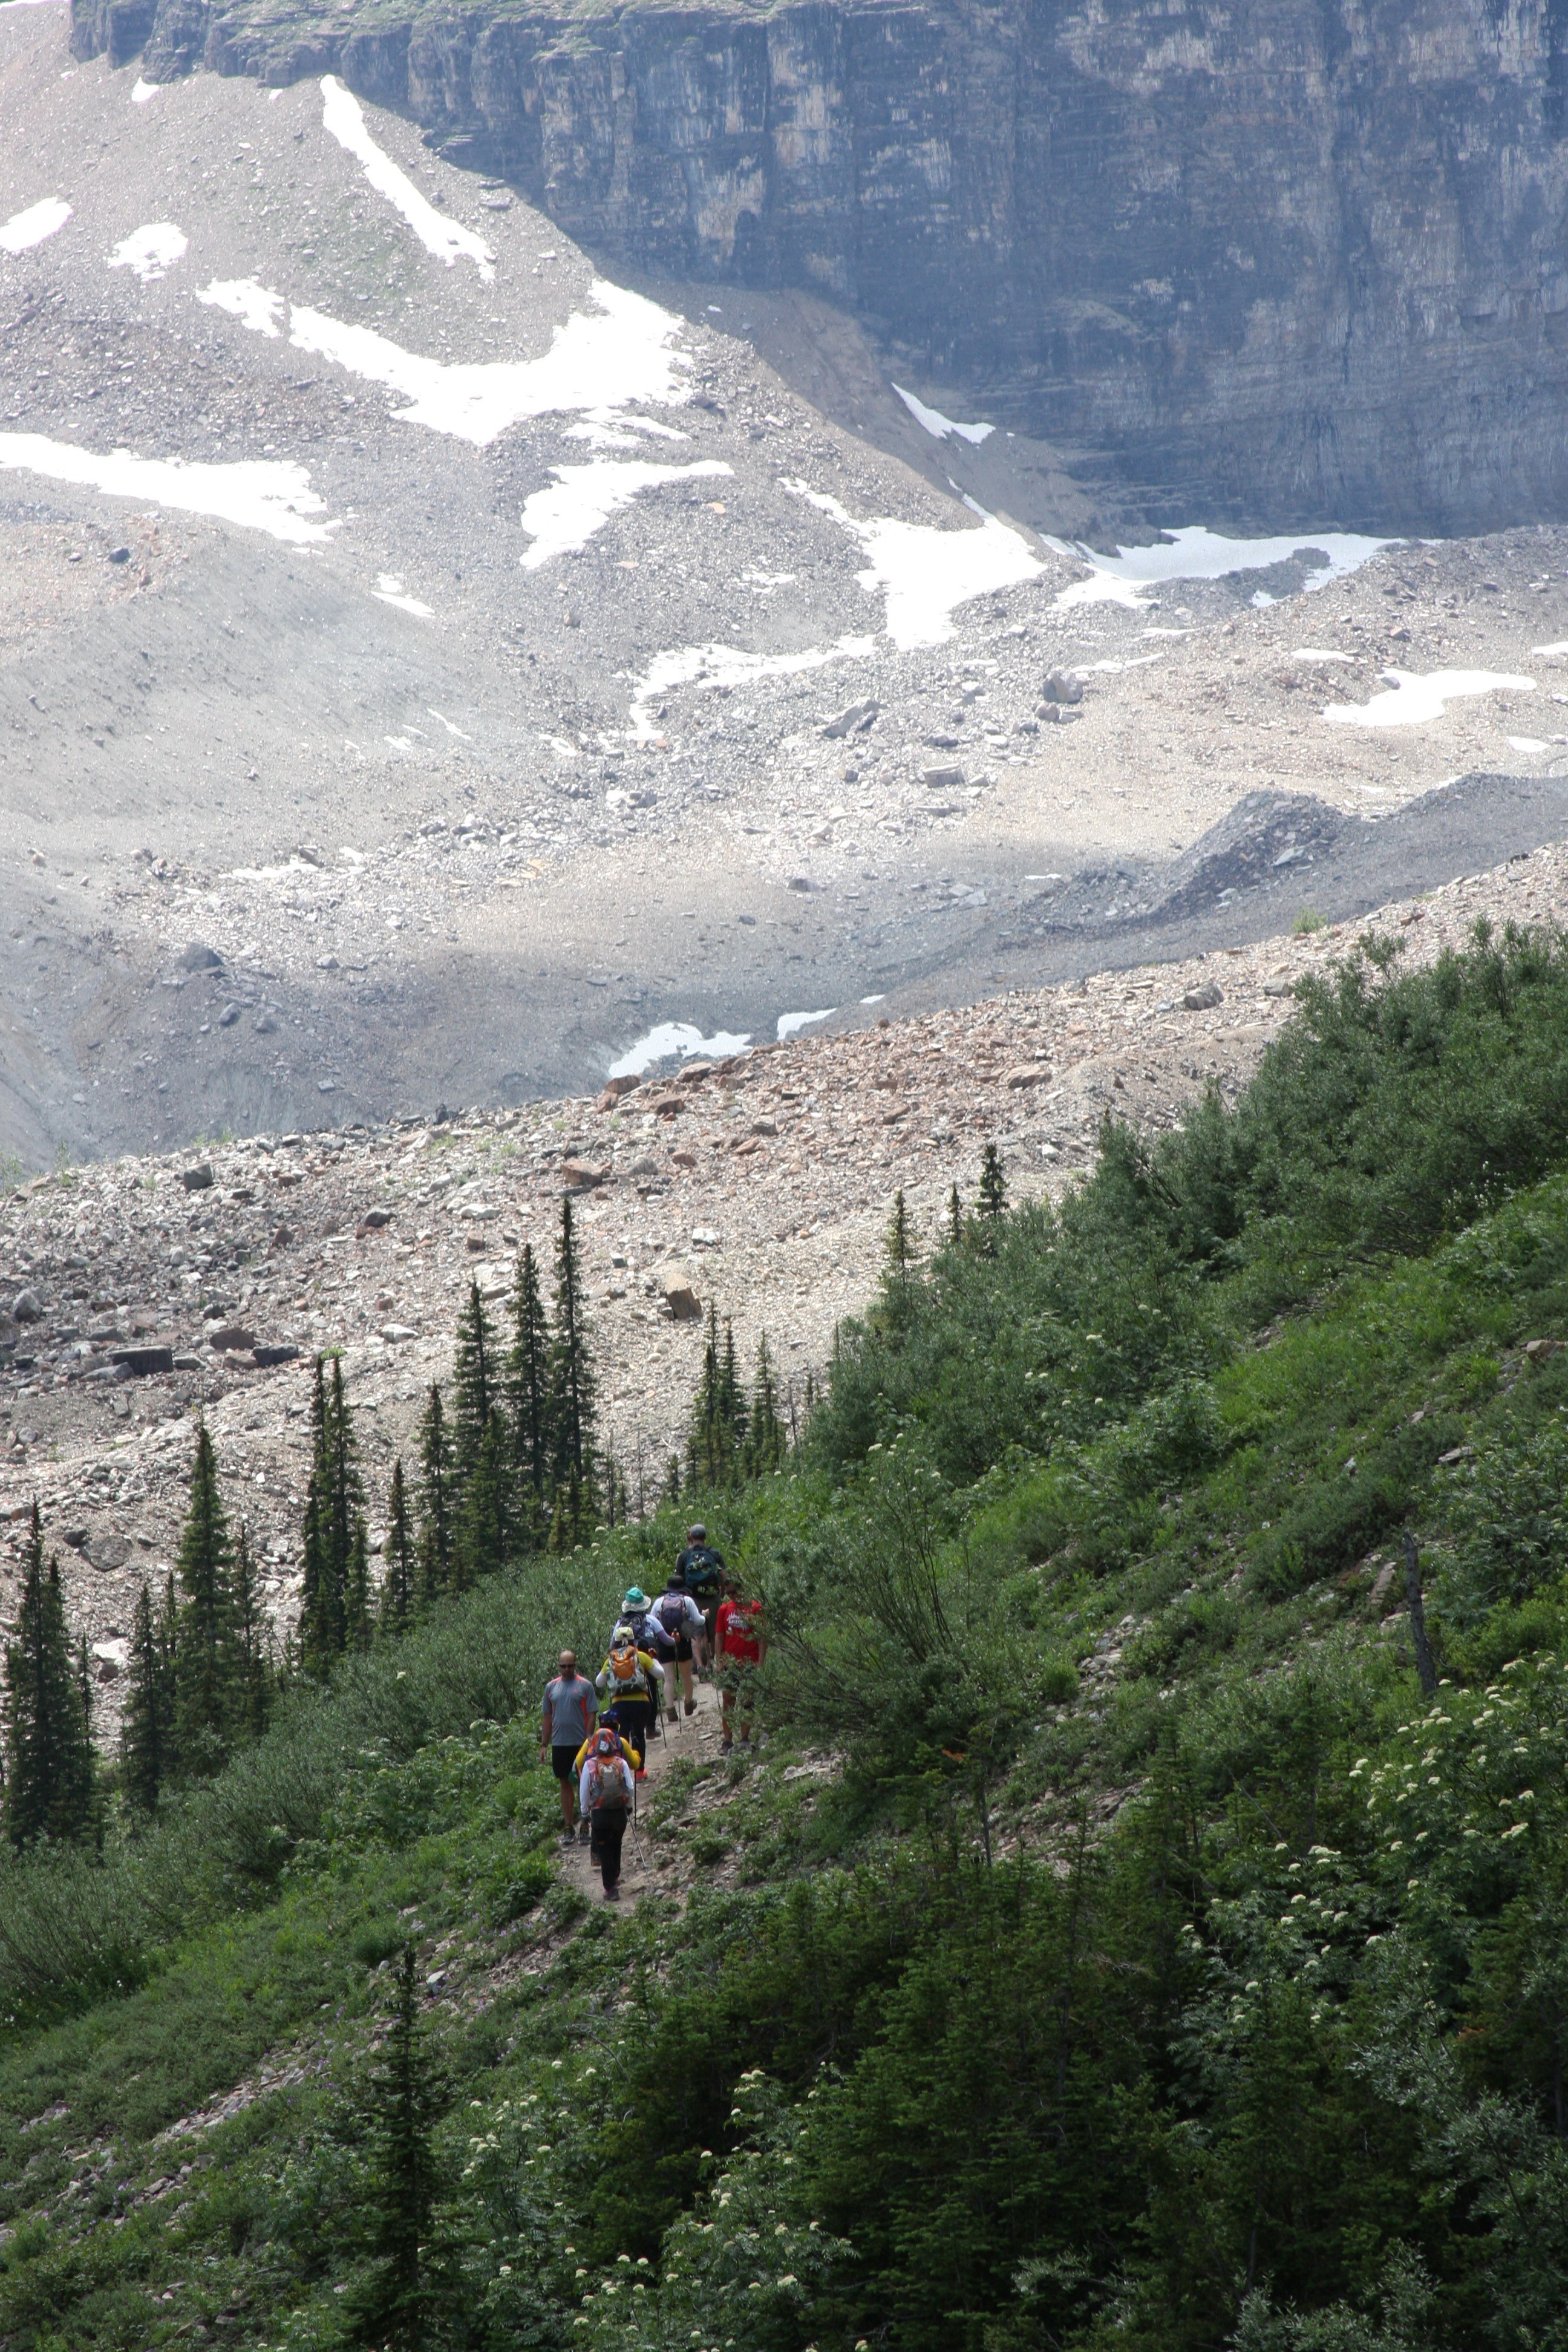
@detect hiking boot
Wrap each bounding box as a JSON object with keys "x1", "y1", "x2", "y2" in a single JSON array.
[
  {"x1": 635, "y1": 1768, "x2": 647, "y2": 1782},
  {"x1": 560, "y1": 1828, "x2": 577, "y2": 1846},
  {"x1": 684, "y1": 1698, "x2": 696, "y2": 1716},
  {"x1": 666, "y1": 1708, "x2": 678, "y2": 1723},
  {"x1": 720, "y1": 1736, "x2": 733, "y2": 1753},
  {"x1": 578, "y1": 1821, "x2": 591, "y2": 1843},
  {"x1": 604, "y1": 1882, "x2": 621, "y2": 1901}
]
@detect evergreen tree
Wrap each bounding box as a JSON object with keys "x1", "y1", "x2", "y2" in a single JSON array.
[
  {"x1": 505, "y1": 1243, "x2": 551, "y2": 1542},
  {"x1": 2, "y1": 1507, "x2": 94, "y2": 1848},
  {"x1": 720, "y1": 1317, "x2": 749, "y2": 1454},
  {"x1": 450, "y1": 1280, "x2": 498, "y2": 1501},
  {"x1": 743, "y1": 1335, "x2": 788, "y2": 1477},
  {"x1": 379, "y1": 1460, "x2": 416, "y2": 1636},
  {"x1": 299, "y1": 1355, "x2": 362, "y2": 1674},
  {"x1": 688, "y1": 1305, "x2": 733, "y2": 1488},
  {"x1": 978, "y1": 1142, "x2": 1008, "y2": 1222},
  {"x1": 948, "y1": 1181, "x2": 963, "y2": 1247},
  {"x1": 344, "y1": 1516, "x2": 372, "y2": 1654},
  {"x1": 455, "y1": 1411, "x2": 509, "y2": 1586},
  {"x1": 122, "y1": 1576, "x2": 173, "y2": 1815},
  {"x1": 547, "y1": 1195, "x2": 596, "y2": 1500},
  {"x1": 230, "y1": 1524, "x2": 273, "y2": 1743},
  {"x1": 346, "y1": 1944, "x2": 444, "y2": 2351},
  {"x1": 885, "y1": 1187, "x2": 916, "y2": 1285},
  {"x1": 664, "y1": 1452, "x2": 682, "y2": 1508},
  {"x1": 416, "y1": 1384, "x2": 454, "y2": 1609},
  {"x1": 171, "y1": 1420, "x2": 236, "y2": 1772}
]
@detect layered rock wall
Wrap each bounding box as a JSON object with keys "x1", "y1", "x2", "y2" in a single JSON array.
[{"x1": 71, "y1": 0, "x2": 1568, "y2": 530}]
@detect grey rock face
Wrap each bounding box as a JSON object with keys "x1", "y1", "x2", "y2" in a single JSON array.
[{"x1": 71, "y1": 0, "x2": 1568, "y2": 529}]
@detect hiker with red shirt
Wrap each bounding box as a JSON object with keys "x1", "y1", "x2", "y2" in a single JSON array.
[{"x1": 714, "y1": 1576, "x2": 766, "y2": 1752}]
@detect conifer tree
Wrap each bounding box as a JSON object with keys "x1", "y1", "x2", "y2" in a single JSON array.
[
  {"x1": 451, "y1": 1280, "x2": 498, "y2": 1501},
  {"x1": 416, "y1": 1384, "x2": 454, "y2": 1607},
  {"x1": 664, "y1": 1453, "x2": 682, "y2": 1508},
  {"x1": 122, "y1": 1576, "x2": 173, "y2": 1815},
  {"x1": 299, "y1": 1355, "x2": 362, "y2": 1674},
  {"x1": 347, "y1": 1944, "x2": 443, "y2": 2352},
  {"x1": 230, "y1": 1524, "x2": 273, "y2": 1743},
  {"x1": 2, "y1": 1507, "x2": 94, "y2": 1849},
  {"x1": 720, "y1": 1317, "x2": 749, "y2": 1455},
  {"x1": 172, "y1": 1420, "x2": 236, "y2": 1771},
  {"x1": 885, "y1": 1187, "x2": 915, "y2": 1285},
  {"x1": 688, "y1": 1305, "x2": 732, "y2": 1488},
  {"x1": 379, "y1": 1459, "x2": 416, "y2": 1635},
  {"x1": 948, "y1": 1182, "x2": 963, "y2": 1247},
  {"x1": 547, "y1": 1195, "x2": 596, "y2": 1499},
  {"x1": 344, "y1": 1516, "x2": 373, "y2": 1654},
  {"x1": 978, "y1": 1142, "x2": 1008, "y2": 1222},
  {"x1": 744, "y1": 1335, "x2": 788, "y2": 1477},
  {"x1": 505, "y1": 1243, "x2": 551, "y2": 1541},
  {"x1": 456, "y1": 1410, "x2": 509, "y2": 1586}
]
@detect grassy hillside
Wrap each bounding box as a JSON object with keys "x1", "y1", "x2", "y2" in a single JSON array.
[{"x1": 2, "y1": 922, "x2": 1567, "y2": 2352}]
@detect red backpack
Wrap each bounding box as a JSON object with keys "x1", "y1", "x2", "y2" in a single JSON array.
[{"x1": 586, "y1": 1730, "x2": 629, "y2": 1815}]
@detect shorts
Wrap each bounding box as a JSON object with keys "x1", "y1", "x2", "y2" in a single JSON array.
[
  {"x1": 718, "y1": 1658, "x2": 760, "y2": 1708},
  {"x1": 550, "y1": 1743, "x2": 581, "y2": 1781},
  {"x1": 671, "y1": 1635, "x2": 693, "y2": 1663}
]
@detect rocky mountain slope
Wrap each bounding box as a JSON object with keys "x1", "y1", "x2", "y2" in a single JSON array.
[
  {"x1": 67, "y1": 0, "x2": 1568, "y2": 532},
  {"x1": 4, "y1": 826, "x2": 1564, "y2": 1722}
]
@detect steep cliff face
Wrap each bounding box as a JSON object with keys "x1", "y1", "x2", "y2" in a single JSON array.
[{"x1": 71, "y1": 0, "x2": 1568, "y2": 531}]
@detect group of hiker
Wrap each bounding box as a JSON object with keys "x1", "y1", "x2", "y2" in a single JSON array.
[{"x1": 538, "y1": 1524, "x2": 768, "y2": 1900}]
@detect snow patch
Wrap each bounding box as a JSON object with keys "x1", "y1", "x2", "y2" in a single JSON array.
[
  {"x1": 198, "y1": 276, "x2": 284, "y2": 337},
  {"x1": 777, "y1": 1008, "x2": 836, "y2": 1041},
  {"x1": 892, "y1": 384, "x2": 996, "y2": 445},
  {"x1": 1293, "y1": 648, "x2": 1357, "y2": 665},
  {"x1": 131, "y1": 76, "x2": 161, "y2": 101},
  {"x1": 1323, "y1": 668, "x2": 1535, "y2": 729},
  {"x1": 627, "y1": 635, "x2": 875, "y2": 740},
  {"x1": 609, "y1": 1022, "x2": 751, "y2": 1078},
  {"x1": 319, "y1": 76, "x2": 494, "y2": 279},
  {"x1": 1051, "y1": 524, "x2": 1392, "y2": 609},
  {"x1": 206, "y1": 277, "x2": 688, "y2": 446},
  {"x1": 373, "y1": 574, "x2": 433, "y2": 617},
  {"x1": 1, "y1": 197, "x2": 70, "y2": 255},
  {"x1": 520, "y1": 459, "x2": 731, "y2": 568},
  {"x1": 790, "y1": 482, "x2": 1041, "y2": 649},
  {"x1": 0, "y1": 434, "x2": 338, "y2": 544},
  {"x1": 108, "y1": 223, "x2": 187, "y2": 282}
]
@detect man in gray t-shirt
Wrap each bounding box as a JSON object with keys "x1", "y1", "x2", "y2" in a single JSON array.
[{"x1": 540, "y1": 1651, "x2": 598, "y2": 1839}]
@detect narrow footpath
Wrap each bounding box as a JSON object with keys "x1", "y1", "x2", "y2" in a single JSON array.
[{"x1": 560, "y1": 1671, "x2": 730, "y2": 1910}]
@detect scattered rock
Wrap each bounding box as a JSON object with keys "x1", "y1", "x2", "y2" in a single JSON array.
[
  {"x1": 107, "y1": 545, "x2": 131, "y2": 564},
  {"x1": 750, "y1": 1116, "x2": 777, "y2": 1137},
  {"x1": 11, "y1": 1289, "x2": 41, "y2": 1322},
  {"x1": 207, "y1": 1326, "x2": 256, "y2": 1353},
  {"x1": 920, "y1": 763, "x2": 965, "y2": 789},
  {"x1": 822, "y1": 698, "x2": 879, "y2": 739},
  {"x1": 359, "y1": 1206, "x2": 393, "y2": 1229},
  {"x1": 661, "y1": 1266, "x2": 702, "y2": 1319},
  {"x1": 1042, "y1": 670, "x2": 1085, "y2": 705},
  {"x1": 1524, "y1": 1337, "x2": 1561, "y2": 1362},
  {"x1": 602, "y1": 1074, "x2": 641, "y2": 1099},
  {"x1": 1005, "y1": 1064, "x2": 1049, "y2": 1088},
  {"x1": 1182, "y1": 982, "x2": 1224, "y2": 1011},
  {"x1": 270, "y1": 1224, "x2": 293, "y2": 1249},
  {"x1": 647, "y1": 1092, "x2": 688, "y2": 1116},
  {"x1": 691, "y1": 1227, "x2": 720, "y2": 1248},
  {"x1": 252, "y1": 1343, "x2": 302, "y2": 1368},
  {"x1": 628, "y1": 1155, "x2": 661, "y2": 1177},
  {"x1": 181, "y1": 1164, "x2": 215, "y2": 1192},
  {"x1": 671, "y1": 1148, "x2": 697, "y2": 1168},
  {"x1": 178, "y1": 942, "x2": 223, "y2": 972},
  {"x1": 85, "y1": 1532, "x2": 132, "y2": 1572},
  {"x1": 561, "y1": 1158, "x2": 607, "y2": 1189},
  {"x1": 112, "y1": 1344, "x2": 175, "y2": 1376}
]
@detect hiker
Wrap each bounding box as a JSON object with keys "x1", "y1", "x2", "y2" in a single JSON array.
[
  {"x1": 579, "y1": 1723, "x2": 636, "y2": 1900},
  {"x1": 654, "y1": 1569, "x2": 705, "y2": 1720},
  {"x1": 619, "y1": 1584, "x2": 676, "y2": 1673},
  {"x1": 714, "y1": 1576, "x2": 766, "y2": 1751},
  {"x1": 675, "y1": 1524, "x2": 725, "y2": 1673},
  {"x1": 595, "y1": 1622, "x2": 665, "y2": 1777},
  {"x1": 540, "y1": 1648, "x2": 598, "y2": 1841}
]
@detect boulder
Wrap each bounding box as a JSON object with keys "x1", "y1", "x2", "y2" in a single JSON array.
[
  {"x1": 920, "y1": 763, "x2": 965, "y2": 789},
  {"x1": 252, "y1": 1343, "x2": 302, "y2": 1368},
  {"x1": 111, "y1": 1344, "x2": 175, "y2": 1376},
  {"x1": 603, "y1": 1073, "x2": 641, "y2": 1099},
  {"x1": 822, "y1": 697, "x2": 879, "y2": 739},
  {"x1": 11, "y1": 1288, "x2": 41, "y2": 1322},
  {"x1": 1182, "y1": 982, "x2": 1224, "y2": 1011},
  {"x1": 647, "y1": 1091, "x2": 688, "y2": 1116},
  {"x1": 628, "y1": 1155, "x2": 661, "y2": 1177},
  {"x1": 207, "y1": 1325, "x2": 256, "y2": 1353},
  {"x1": 85, "y1": 1532, "x2": 132, "y2": 1572},
  {"x1": 180, "y1": 1163, "x2": 215, "y2": 1192},
  {"x1": 179, "y1": 941, "x2": 224, "y2": 971},
  {"x1": 1005, "y1": 1063, "x2": 1049, "y2": 1088},
  {"x1": 661, "y1": 1266, "x2": 702, "y2": 1320},
  {"x1": 1042, "y1": 670, "x2": 1084, "y2": 706},
  {"x1": 561, "y1": 1158, "x2": 607, "y2": 1189}
]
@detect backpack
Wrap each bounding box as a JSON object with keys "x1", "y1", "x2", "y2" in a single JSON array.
[
  {"x1": 587, "y1": 1735, "x2": 629, "y2": 1815},
  {"x1": 624, "y1": 1606, "x2": 672, "y2": 1657},
  {"x1": 681, "y1": 1547, "x2": 722, "y2": 1600},
  {"x1": 608, "y1": 1646, "x2": 644, "y2": 1690},
  {"x1": 656, "y1": 1591, "x2": 691, "y2": 1639}
]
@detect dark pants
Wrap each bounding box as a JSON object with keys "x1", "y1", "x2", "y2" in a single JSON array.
[
  {"x1": 607, "y1": 1699, "x2": 654, "y2": 1768},
  {"x1": 590, "y1": 1808, "x2": 627, "y2": 1888}
]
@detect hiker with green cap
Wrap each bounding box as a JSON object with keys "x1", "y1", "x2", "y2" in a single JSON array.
[{"x1": 619, "y1": 1584, "x2": 676, "y2": 1676}]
